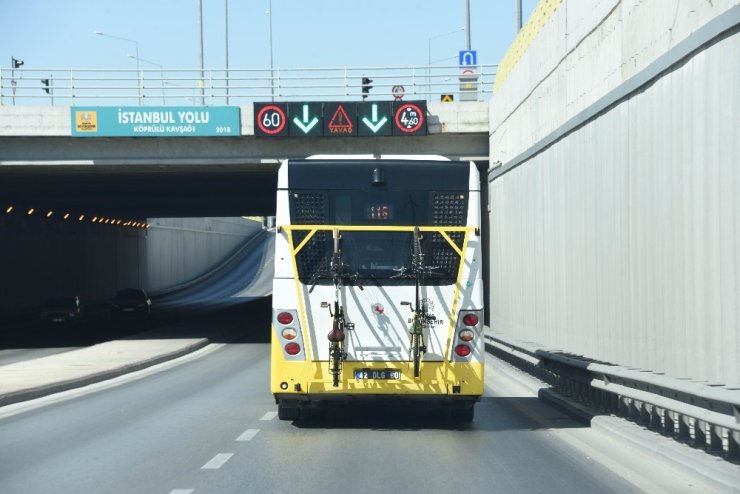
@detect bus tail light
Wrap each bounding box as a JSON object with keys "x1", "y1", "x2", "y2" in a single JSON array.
[
  {"x1": 458, "y1": 329, "x2": 475, "y2": 342},
  {"x1": 277, "y1": 312, "x2": 293, "y2": 325},
  {"x1": 274, "y1": 309, "x2": 305, "y2": 361},
  {"x1": 451, "y1": 309, "x2": 482, "y2": 361},
  {"x1": 462, "y1": 313, "x2": 479, "y2": 327}
]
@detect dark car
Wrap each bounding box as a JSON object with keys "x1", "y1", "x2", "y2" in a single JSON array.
[
  {"x1": 111, "y1": 288, "x2": 151, "y2": 320},
  {"x1": 40, "y1": 296, "x2": 84, "y2": 325}
]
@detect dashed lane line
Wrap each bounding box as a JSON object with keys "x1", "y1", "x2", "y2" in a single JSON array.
[
  {"x1": 201, "y1": 453, "x2": 234, "y2": 470},
  {"x1": 260, "y1": 411, "x2": 277, "y2": 421},
  {"x1": 236, "y1": 428, "x2": 260, "y2": 441}
]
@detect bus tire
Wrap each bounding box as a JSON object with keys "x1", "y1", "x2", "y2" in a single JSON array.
[{"x1": 277, "y1": 402, "x2": 300, "y2": 421}]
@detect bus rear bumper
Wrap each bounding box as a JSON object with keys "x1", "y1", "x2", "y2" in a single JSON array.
[{"x1": 275, "y1": 392, "x2": 480, "y2": 405}]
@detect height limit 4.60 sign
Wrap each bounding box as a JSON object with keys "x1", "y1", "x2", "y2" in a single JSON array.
[{"x1": 393, "y1": 102, "x2": 426, "y2": 136}]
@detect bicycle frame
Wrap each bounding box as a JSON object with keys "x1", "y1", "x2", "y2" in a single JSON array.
[
  {"x1": 400, "y1": 227, "x2": 434, "y2": 378},
  {"x1": 322, "y1": 228, "x2": 355, "y2": 387}
]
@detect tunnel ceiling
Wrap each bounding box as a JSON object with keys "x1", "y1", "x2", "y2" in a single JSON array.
[{"x1": 0, "y1": 163, "x2": 279, "y2": 219}]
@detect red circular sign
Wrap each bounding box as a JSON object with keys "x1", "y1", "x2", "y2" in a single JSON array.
[
  {"x1": 256, "y1": 104, "x2": 287, "y2": 135},
  {"x1": 394, "y1": 103, "x2": 425, "y2": 133}
]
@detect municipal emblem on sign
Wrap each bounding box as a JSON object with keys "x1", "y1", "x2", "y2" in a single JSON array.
[{"x1": 392, "y1": 85, "x2": 405, "y2": 101}]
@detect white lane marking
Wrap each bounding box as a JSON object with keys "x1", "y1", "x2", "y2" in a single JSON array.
[
  {"x1": 169, "y1": 490, "x2": 194, "y2": 494},
  {"x1": 236, "y1": 428, "x2": 260, "y2": 441},
  {"x1": 201, "y1": 453, "x2": 234, "y2": 470},
  {"x1": 260, "y1": 411, "x2": 277, "y2": 421}
]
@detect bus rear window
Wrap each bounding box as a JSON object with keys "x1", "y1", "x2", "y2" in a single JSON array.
[{"x1": 294, "y1": 230, "x2": 461, "y2": 286}]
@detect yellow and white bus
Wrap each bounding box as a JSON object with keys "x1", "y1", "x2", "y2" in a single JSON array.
[{"x1": 271, "y1": 155, "x2": 484, "y2": 421}]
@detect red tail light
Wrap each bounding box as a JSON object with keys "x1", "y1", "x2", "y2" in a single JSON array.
[
  {"x1": 285, "y1": 343, "x2": 301, "y2": 355},
  {"x1": 277, "y1": 312, "x2": 293, "y2": 325},
  {"x1": 454, "y1": 344, "x2": 471, "y2": 357},
  {"x1": 462, "y1": 313, "x2": 479, "y2": 326}
]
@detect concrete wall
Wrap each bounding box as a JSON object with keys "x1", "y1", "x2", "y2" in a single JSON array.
[
  {"x1": 0, "y1": 217, "x2": 147, "y2": 313},
  {"x1": 0, "y1": 215, "x2": 261, "y2": 314},
  {"x1": 488, "y1": 1, "x2": 739, "y2": 387},
  {"x1": 146, "y1": 217, "x2": 263, "y2": 291}
]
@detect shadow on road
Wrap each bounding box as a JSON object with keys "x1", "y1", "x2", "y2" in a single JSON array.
[{"x1": 292, "y1": 396, "x2": 586, "y2": 432}]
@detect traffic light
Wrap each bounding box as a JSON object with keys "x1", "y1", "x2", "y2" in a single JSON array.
[
  {"x1": 41, "y1": 79, "x2": 50, "y2": 94},
  {"x1": 361, "y1": 77, "x2": 373, "y2": 100}
]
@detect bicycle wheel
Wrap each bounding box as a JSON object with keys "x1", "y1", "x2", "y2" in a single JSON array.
[
  {"x1": 410, "y1": 331, "x2": 421, "y2": 378},
  {"x1": 329, "y1": 341, "x2": 342, "y2": 387}
]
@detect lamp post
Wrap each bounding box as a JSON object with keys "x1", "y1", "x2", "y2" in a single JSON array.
[
  {"x1": 427, "y1": 27, "x2": 463, "y2": 101},
  {"x1": 515, "y1": 0, "x2": 523, "y2": 32},
  {"x1": 128, "y1": 54, "x2": 165, "y2": 105},
  {"x1": 225, "y1": 0, "x2": 230, "y2": 105},
  {"x1": 266, "y1": 0, "x2": 274, "y2": 101},
  {"x1": 95, "y1": 30, "x2": 142, "y2": 105},
  {"x1": 198, "y1": 0, "x2": 205, "y2": 106}
]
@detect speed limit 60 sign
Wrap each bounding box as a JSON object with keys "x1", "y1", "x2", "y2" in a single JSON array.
[{"x1": 254, "y1": 103, "x2": 289, "y2": 137}]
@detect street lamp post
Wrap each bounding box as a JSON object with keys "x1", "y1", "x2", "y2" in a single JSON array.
[
  {"x1": 198, "y1": 0, "x2": 205, "y2": 106},
  {"x1": 225, "y1": 0, "x2": 230, "y2": 105},
  {"x1": 266, "y1": 0, "x2": 275, "y2": 102},
  {"x1": 94, "y1": 30, "x2": 142, "y2": 105},
  {"x1": 427, "y1": 28, "x2": 464, "y2": 101},
  {"x1": 128, "y1": 54, "x2": 165, "y2": 105}
]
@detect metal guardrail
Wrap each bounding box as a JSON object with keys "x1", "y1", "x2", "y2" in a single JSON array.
[
  {"x1": 485, "y1": 333, "x2": 740, "y2": 461},
  {"x1": 0, "y1": 65, "x2": 496, "y2": 106}
]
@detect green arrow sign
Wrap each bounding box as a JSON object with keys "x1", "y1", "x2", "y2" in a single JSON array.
[
  {"x1": 362, "y1": 104, "x2": 388, "y2": 132},
  {"x1": 288, "y1": 102, "x2": 322, "y2": 136},
  {"x1": 359, "y1": 102, "x2": 392, "y2": 136},
  {"x1": 293, "y1": 104, "x2": 319, "y2": 133}
]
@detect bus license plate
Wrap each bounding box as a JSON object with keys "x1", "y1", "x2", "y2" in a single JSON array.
[{"x1": 354, "y1": 369, "x2": 401, "y2": 380}]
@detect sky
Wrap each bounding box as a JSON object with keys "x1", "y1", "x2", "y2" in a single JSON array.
[{"x1": 1, "y1": 0, "x2": 537, "y2": 104}]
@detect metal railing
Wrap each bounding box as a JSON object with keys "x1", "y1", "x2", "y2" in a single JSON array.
[
  {"x1": 485, "y1": 333, "x2": 740, "y2": 461},
  {"x1": 0, "y1": 64, "x2": 496, "y2": 106}
]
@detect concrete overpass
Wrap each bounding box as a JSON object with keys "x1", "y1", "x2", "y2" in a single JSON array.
[{"x1": 0, "y1": 102, "x2": 488, "y2": 218}]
